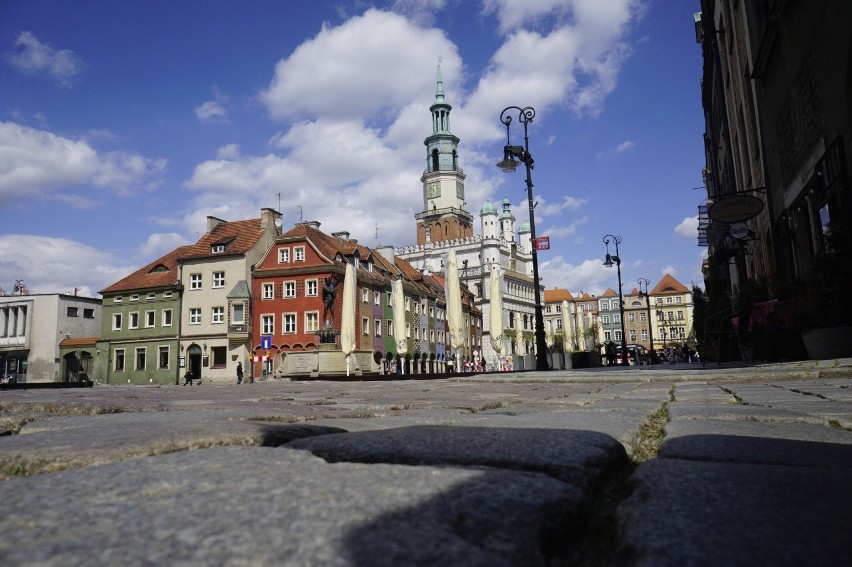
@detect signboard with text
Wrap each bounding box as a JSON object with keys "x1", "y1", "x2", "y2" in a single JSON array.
[{"x1": 534, "y1": 237, "x2": 550, "y2": 251}]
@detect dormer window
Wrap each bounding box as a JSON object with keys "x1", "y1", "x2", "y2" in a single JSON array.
[{"x1": 212, "y1": 244, "x2": 225, "y2": 253}]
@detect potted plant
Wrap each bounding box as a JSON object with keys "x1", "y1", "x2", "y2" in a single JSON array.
[{"x1": 799, "y1": 226, "x2": 852, "y2": 359}]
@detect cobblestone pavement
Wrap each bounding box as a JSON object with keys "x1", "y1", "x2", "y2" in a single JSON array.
[{"x1": 1, "y1": 358, "x2": 851, "y2": 565}]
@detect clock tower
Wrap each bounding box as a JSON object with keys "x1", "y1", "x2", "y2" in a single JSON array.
[{"x1": 415, "y1": 62, "x2": 473, "y2": 245}]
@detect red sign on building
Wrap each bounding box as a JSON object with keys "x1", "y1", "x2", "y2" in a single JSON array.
[{"x1": 534, "y1": 237, "x2": 550, "y2": 251}]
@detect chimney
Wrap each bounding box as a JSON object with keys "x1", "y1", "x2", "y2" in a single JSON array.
[
  {"x1": 332, "y1": 231, "x2": 350, "y2": 241},
  {"x1": 207, "y1": 216, "x2": 226, "y2": 232},
  {"x1": 260, "y1": 208, "x2": 281, "y2": 233}
]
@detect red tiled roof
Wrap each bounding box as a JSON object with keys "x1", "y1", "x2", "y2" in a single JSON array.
[
  {"x1": 180, "y1": 218, "x2": 264, "y2": 261},
  {"x1": 100, "y1": 245, "x2": 190, "y2": 294},
  {"x1": 543, "y1": 288, "x2": 572, "y2": 303},
  {"x1": 650, "y1": 273, "x2": 690, "y2": 295},
  {"x1": 600, "y1": 288, "x2": 618, "y2": 297},
  {"x1": 59, "y1": 337, "x2": 98, "y2": 347}
]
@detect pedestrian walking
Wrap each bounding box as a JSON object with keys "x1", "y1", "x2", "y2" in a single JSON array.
[{"x1": 236, "y1": 362, "x2": 244, "y2": 384}]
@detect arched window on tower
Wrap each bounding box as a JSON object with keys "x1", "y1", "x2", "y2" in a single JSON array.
[
  {"x1": 452, "y1": 150, "x2": 458, "y2": 170},
  {"x1": 431, "y1": 149, "x2": 439, "y2": 172}
]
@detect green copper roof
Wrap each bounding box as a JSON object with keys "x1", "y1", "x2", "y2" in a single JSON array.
[
  {"x1": 227, "y1": 280, "x2": 250, "y2": 299},
  {"x1": 480, "y1": 202, "x2": 497, "y2": 214},
  {"x1": 519, "y1": 221, "x2": 531, "y2": 233}
]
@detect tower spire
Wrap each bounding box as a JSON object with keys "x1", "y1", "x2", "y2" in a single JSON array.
[{"x1": 435, "y1": 56, "x2": 445, "y2": 104}]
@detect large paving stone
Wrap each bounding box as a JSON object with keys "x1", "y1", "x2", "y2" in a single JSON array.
[
  {"x1": 286, "y1": 425, "x2": 628, "y2": 490},
  {"x1": 0, "y1": 446, "x2": 586, "y2": 566},
  {"x1": 0, "y1": 410, "x2": 345, "y2": 479},
  {"x1": 667, "y1": 401, "x2": 825, "y2": 424},
  {"x1": 665, "y1": 418, "x2": 852, "y2": 444},
  {"x1": 616, "y1": 458, "x2": 852, "y2": 566},
  {"x1": 658, "y1": 434, "x2": 852, "y2": 468}
]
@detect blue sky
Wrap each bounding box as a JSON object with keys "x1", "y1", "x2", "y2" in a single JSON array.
[{"x1": 0, "y1": 0, "x2": 706, "y2": 298}]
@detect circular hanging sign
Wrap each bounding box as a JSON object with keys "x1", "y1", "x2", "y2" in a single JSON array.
[
  {"x1": 708, "y1": 194, "x2": 764, "y2": 222},
  {"x1": 729, "y1": 222, "x2": 749, "y2": 239}
]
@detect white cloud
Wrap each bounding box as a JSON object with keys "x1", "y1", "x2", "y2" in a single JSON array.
[
  {"x1": 675, "y1": 215, "x2": 698, "y2": 240},
  {"x1": 616, "y1": 140, "x2": 635, "y2": 153},
  {"x1": 662, "y1": 264, "x2": 677, "y2": 277},
  {"x1": 6, "y1": 31, "x2": 82, "y2": 86},
  {"x1": 0, "y1": 235, "x2": 134, "y2": 297},
  {"x1": 136, "y1": 232, "x2": 189, "y2": 261},
  {"x1": 539, "y1": 255, "x2": 613, "y2": 295},
  {"x1": 259, "y1": 9, "x2": 460, "y2": 122},
  {"x1": 0, "y1": 122, "x2": 166, "y2": 201},
  {"x1": 195, "y1": 100, "x2": 227, "y2": 122}
]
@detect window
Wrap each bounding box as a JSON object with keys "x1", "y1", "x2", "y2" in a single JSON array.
[
  {"x1": 278, "y1": 247, "x2": 290, "y2": 263},
  {"x1": 283, "y1": 313, "x2": 296, "y2": 334},
  {"x1": 130, "y1": 294, "x2": 139, "y2": 301},
  {"x1": 676, "y1": 296, "x2": 683, "y2": 304},
  {"x1": 147, "y1": 292, "x2": 156, "y2": 300},
  {"x1": 556, "y1": 319, "x2": 563, "y2": 330},
  {"x1": 211, "y1": 346, "x2": 227, "y2": 368},
  {"x1": 387, "y1": 320, "x2": 393, "y2": 335},
  {"x1": 113, "y1": 313, "x2": 122, "y2": 330},
  {"x1": 135, "y1": 347, "x2": 146, "y2": 371},
  {"x1": 405, "y1": 297, "x2": 411, "y2": 311},
  {"x1": 67, "y1": 307, "x2": 79, "y2": 317},
  {"x1": 232, "y1": 304, "x2": 244, "y2": 324},
  {"x1": 145, "y1": 311, "x2": 155, "y2": 328},
  {"x1": 83, "y1": 308, "x2": 95, "y2": 319},
  {"x1": 189, "y1": 308, "x2": 201, "y2": 325},
  {"x1": 429, "y1": 306, "x2": 434, "y2": 317},
  {"x1": 129, "y1": 312, "x2": 139, "y2": 329},
  {"x1": 677, "y1": 310, "x2": 684, "y2": 320},
  {"x1": 374, "y1": 319, "x2": 382, "y2": 336},
  {"x1": 546, "y1": 306, "x2": 551, "y2": 314},
  {"x1": 615, "y1": 331, "x2": 623, "y2": 340},
  {"x1": 262, "y1": 283, "x2": 274, "y2": 299},
  {"x1": 641, "y1": 329, "x2": 648, "y2": 340},
  {"x1": 613, "y1": 314, "x2": 621, "y2": 324},
  {"x1": 162, "y1": 309, "x2": 173, "y2": 327},
  {"x1": 305, "y1": 312, "x2": 319, "y2": 332},
  {"x1": 666, "y1": 297, "x2": 673, "y2": 304},
  {"x1": 164, "y1": 291, "x2": 173, "y2": 298},
  {"x1": 387, "y1": 292, "x2": 392, "y2": 307},
  {"x1": 629, "y1": 330, "x2": 636, "y2": 341},
  {"x1": 212, "y1": 244, "x2": 225, "y2": 253},
  {"x1": 405, "y1": 322, "x2": 411, "y2": 338},
  {"x1": 261, "y1": 314, "x2": 274, "y2": 335},
  {"x1": 362, "y1": 317, "x2": 369, "y2": 335},
  {"x1": 213, "y1": 272, "x2": 225, "y2": 288},
  {"x1": 603, "y1": 315, "x2": 610, "y2": 324},
  {"x1": 114, "y1": 296, "x2": 123, "y2": 303},
  {"x1": 114, "y1": 349, "x2": 125, "y2": 371},
  {"x1": 294, "y1": 246, "x2": 305, "y2": 262},
  {"x1": 374, "y1": 291, "x2": 381, "y2": 305},
  {"x1": 430, "y1": 329, "x2": 435, "y2": 342},
  {"x1": 158, "y1": 346, "x2": 169, "y2": 369},
  {"x1": 190, "y1": 274, "x2": 202, "y2": 290},
  {"x1": 628, "y1": 313, "x2": 635, "y2": 323},
  {"x1": 306, "y1": 279, "x2": 318, "y2": 297},
  {"x1": 605, "y1": 331, "x2": 612, "y2": 341},
  {"x1": 212, "y1": 306, "x2": 225, "y2": 324},
  {"x1": 640, "y1": 312, "x2": 646, "y2": 322},
  {"x1": 361, "y1": 288, "x2": 369, "y2": 303},
  {"x1": 283, "y1": 281, "x2": 296, "y2": 298}
]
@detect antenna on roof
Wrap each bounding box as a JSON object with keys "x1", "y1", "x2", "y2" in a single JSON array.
[
  {"x1": 374, "y1": 223, "x2": 379, "y2": 246},
  {"x1": 276, "y1": 192, "x2": 281, "y2": 212},
  {"x1": 298, "y1": 206, "x2": 303, "y2": 223}
]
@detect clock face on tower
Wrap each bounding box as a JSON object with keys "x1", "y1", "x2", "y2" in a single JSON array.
[
  {"x1": 427, "y1": 181, "x2": 441, "y2": 198},
  {"x1": 440, "y1": 143, "x2": 451, "y2": 153}
]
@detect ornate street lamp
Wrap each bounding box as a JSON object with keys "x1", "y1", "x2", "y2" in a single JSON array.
[
  {"x1": 637, "y1": 277, "x2": 659, "y2": 364},
  {"x1": 497, "y1": 106, "x2": 548, "y2": 370},
  {"x1": 603, "y1": 235, "x2": 628, "y2": 366}
]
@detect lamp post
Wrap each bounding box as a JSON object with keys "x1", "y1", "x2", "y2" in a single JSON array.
[
  {"x1": 603, "y1": 235, "x2": 628, "y2": 366},
  {"x1": 497, "y1": 105, "x2": 548, "y2": 370},
  {"x1": 637, "y1": 277, "x2": 658, "y2": 364}
]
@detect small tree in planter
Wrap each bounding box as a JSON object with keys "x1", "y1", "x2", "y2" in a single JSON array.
[{"x1": 800, "y1": 226, "x2": 852, "y2": 358}]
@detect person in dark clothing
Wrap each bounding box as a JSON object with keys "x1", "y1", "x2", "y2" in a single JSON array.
[{"x1": 236, "y1": 362, "x2": 244, "y2": 384}]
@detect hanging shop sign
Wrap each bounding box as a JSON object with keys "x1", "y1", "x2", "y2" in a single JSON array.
[
  {"x1": 534, "y1": 237, "x2": 550, "y2": 251},
  {"x1": 708, "y1": 194, "x2": 764, "y2": 222}
]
